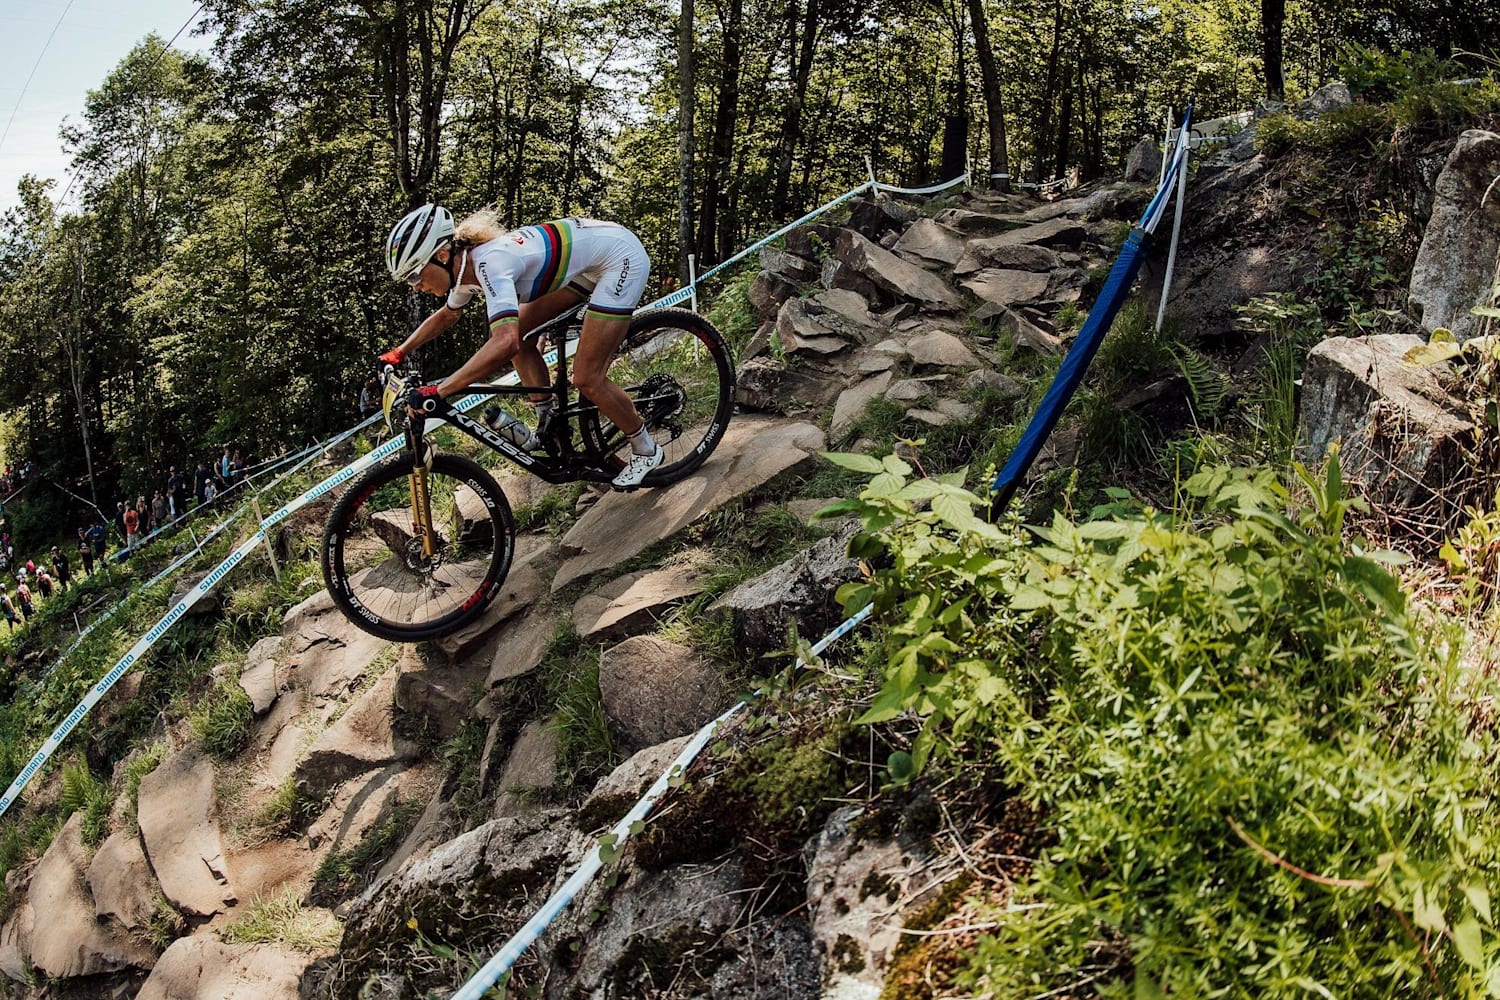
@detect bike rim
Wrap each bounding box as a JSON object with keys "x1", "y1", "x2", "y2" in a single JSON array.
[
  {"x1": 327, "y1": 463, "x2": 509, "y2": 635},
  {"x1": 583, "y1": 317, "x2": 731, "y2": 477}
]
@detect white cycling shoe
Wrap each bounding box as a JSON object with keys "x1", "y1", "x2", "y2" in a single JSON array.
[{"x1": 612, "y1": 444, "x2": 665, "y2": 488}]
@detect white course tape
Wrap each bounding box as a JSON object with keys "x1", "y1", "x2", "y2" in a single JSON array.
[
  {"x1": 872, "y1": 173, "x2": 970, "y2": 196},
  {"x1": 451, "y1": 601, "x2": 875, "y2": 1000},
  {"x1": 694, "y1": 182, "x2": 876, "y2": 286}
]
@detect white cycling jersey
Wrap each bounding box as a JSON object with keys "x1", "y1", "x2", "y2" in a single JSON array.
[{"x1": 446, "y1": 218, "x2": 650, "y2": 331}]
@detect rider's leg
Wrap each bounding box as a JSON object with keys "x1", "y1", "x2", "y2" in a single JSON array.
[
  {"x1": 572, "y1": 313, "x2": 654, "y2": 455},
  {"x1": 517, "y1": 287, "x2": 587, "y2": 403}
]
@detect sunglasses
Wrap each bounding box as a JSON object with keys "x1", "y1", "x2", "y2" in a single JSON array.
[{"x1": 406, "y1": 260, "x2": 430, "y2": 287}]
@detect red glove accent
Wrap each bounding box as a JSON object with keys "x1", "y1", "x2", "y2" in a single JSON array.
[
  {"x1": 378, "y1": 347, "x2": 406, "y2": 367},
  {"x1": 408, "y1": 384, "x2": 444, "y2": 412}
]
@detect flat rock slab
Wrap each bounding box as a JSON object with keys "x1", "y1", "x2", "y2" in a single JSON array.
[
  {"x1": 834, "y1": 230, "x2": 963, "y2": 310},
  {"x1": 830, "y1": 372, "x2": 894, "y2": 439},
  {"x1": 28, "y1": 815, "x2": 156, "y2": 978},
  {"x1": 906, "y1": 330, "x2": 982, "y2": 369},
  {"x1": 296, "y1": 670, "x2": 420, "y2": 798},
  {"x1": 893, "y1": 218, "x2": 965, "y2": 267},
  {"x1": 139, "y1": 746, "x2": 238, "y2": 918},
  {"x1": 554, "y1": 419, "x2": 825, "y2": 591},
  {"x1": 960, "y1": 268, "x2": 1051, "y2": 307},
  {"x1": 489, "y1": 611, "x2": 555, "y2": 685},
  {"x1": 573, "y1": 564, "x2": 706, "y2": 642},
  {"x1": 985, "y1": 217, "x2": 1088, "y2": 251},
  {"x1": 598, "y1": 637, "x2": 732, "y2": 750},
  {"x1": 954, "y1": 240, "x2": 1061, "y2": 276},
  {"x1": 136, "y1": 938, "x2": 313, "y2": 1000},
  {"x1": 433, "y1": 535, "x2": 555, "y2": 661},
  {"x1": 88, "y1": 829, "x2": 157, "y2": 933}
]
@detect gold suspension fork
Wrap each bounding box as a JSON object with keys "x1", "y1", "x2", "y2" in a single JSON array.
[{"x1": 404, "y1": 412, "x2": 437, "y2": 559}]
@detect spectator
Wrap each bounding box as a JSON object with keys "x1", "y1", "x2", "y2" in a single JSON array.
[
  {"x1": 231, "y1": 449, "x2": 245, "y2": 483},
  {"x1": 220, "y1": 446, "x2": 233, "y2": 483},
  {"x1": 113, "y1": 501, "x2": 127, "y2": 543},
  {"x1": 35, "y1": 571, "x2": 51, "y2": 600},
  {"x1": 86, "y1": 522, "x2": 106, "y2": 562},
  {"x1": 50, "y1": 546, "x2": 70, "y2": 591},
  {"x1": 191, "y1": 462, "x2": 209, "y2": 508},
  {"x1": 0, "y1": 591, "x2": 17, "y2": 631},
  {"x1": 359, "y1": 377, "x2": 381, "y2": 420},
  {"x1": 15, "y1": 581, "x2": 32, "y2": 620},
  {"x1": 77, "y1": 532, "x2": 94, "y2": 578},
  {"x1": 204, "y1": 477, "x2": 220, "y2": 508},
  {"x1": 151, "y1": 491, "x2": 168, "y2": 529},
  {"x1": 137, "y1": 494, "x2": 151, "y2": 535},
  {"x1": 168, "y1": 467, "x2": 187, "y2": 517},
  {"x1": 124, "y1": 503, "x2": 141, "y2": 550}
]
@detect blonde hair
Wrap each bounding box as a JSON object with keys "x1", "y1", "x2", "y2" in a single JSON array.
[{"x1": 454, "y1": 206, "x2": 504, "y2": 248}]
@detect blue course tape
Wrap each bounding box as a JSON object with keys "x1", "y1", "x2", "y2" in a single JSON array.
[{"x1": 988, "y1": 109, "x2": 1193, "y2": 517}]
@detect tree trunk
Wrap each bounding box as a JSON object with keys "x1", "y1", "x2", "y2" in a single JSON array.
[
  {"x1": 967, "y1": 0, "x2": 1009, "y2": 191},
  {"x1": 699, "y1": 0, "x2": 744, "y2": 264},
  {"x1": 1262, "y1": 0, "x2": 1286, "y2": 103},
  {"x1": 772, "y1": 0, "x2": 820, "y2": 217},
  {"x1": 1034, "y1": 0, "x2": 1065, "y2": 182},
  {"x1": 677, "y1": 0, "x2": 696, "y2": 285}
]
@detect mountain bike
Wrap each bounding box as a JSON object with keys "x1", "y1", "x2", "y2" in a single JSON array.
[{"x1": 320, "y1": 307, "x2": 735, "y2": 642}]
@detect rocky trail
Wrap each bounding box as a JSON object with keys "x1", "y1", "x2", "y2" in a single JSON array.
[{"x1": 3, "y1": 98, "x2": 1495, "y2": 999}]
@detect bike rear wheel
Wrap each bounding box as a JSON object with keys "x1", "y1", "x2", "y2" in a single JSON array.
[
  {"x1": 579, "y1": 308, "x2": 735, "y2": 487},
  {"x1": 321, "y1": 451, "x2": 515, "y2": 642}
]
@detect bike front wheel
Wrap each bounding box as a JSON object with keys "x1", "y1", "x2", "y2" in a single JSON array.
[
  {"x1": 321, "y1": 451, "x2": 515, "y2": 642},
  {"x1": 579, "y1": 308, "x2": 735, "y2": 487}
]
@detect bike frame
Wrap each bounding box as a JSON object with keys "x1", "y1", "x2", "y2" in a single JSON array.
[{"x1": 397, "y1": 305, "x2": 621, "y2": 519}]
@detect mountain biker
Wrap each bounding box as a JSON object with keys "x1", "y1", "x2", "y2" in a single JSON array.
[{"x1": 377, "y1": 204, "x2": 663, "y2": 488}]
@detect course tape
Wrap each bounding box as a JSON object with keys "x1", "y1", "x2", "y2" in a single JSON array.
[
  {"x1": 0, "y1": 166, "x2": 956, "y2": 821},
  {"x1": 452, "y1": 601, "x2": 874, "y2": 1000},
  {"x1": 40, "y1": 424, "x2": 370, "y2": 679}
]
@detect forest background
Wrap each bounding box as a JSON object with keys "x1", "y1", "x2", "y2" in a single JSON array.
[{"x1": 0, "y1": 0, "x2": 1488, "y2": 550}]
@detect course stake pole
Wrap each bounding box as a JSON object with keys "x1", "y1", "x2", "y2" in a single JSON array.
[
  {"x1": 252, "y1": 499, "x2": 281, "y2": 583},
  {"x1": 1156, "y1": 135, "x2": 1191, "y2": 332}
]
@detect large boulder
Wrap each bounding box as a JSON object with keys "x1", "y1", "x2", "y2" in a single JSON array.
[
  {"x1": 1125, "y1": 135, "x2": 1164, "y2": 182},
  {"x1": 340, "y1": 808, "x2": 577, "y2": 969},
  {"x1": 553, "y1": 418, "x2": 825, "y2": 590},
  {"x1": 26, "y1": 815, "x2": 156, "y2": 978},
  {"x1": 1408, "y1": 130, "x2": 1500, "y2": 341},
  {"x1": 549, "y1": 858, "x2": 820, "y2": 1000},
  {"x1": 136, "y1": 938, "x2": 314, "y2": 1000},
  {"x1": 833, "y1": 230, "x2": 964, "y2": 311},
  {"x1": 1298, "y1": 334, "x2": 1475, "y2": 508},
  {"x1": 138, "y1": 746, "x2": 238, "y2": 918},
  {"x1": 735, "y1": 357, "x2": 847, "y2": 413},
  {"x1": 709, "y1": 519, "x2": 864, "y2": 661},
  {"x1": 597, "y1": 636, "x2": 733, "y2": 751}
]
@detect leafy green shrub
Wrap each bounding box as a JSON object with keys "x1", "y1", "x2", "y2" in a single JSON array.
[
  {"x1": 189, "y1": 680, "x2": 253, "y2": 759},
  {"x1": 60, "y1": 762, "x2": 112, "y2": 846},
  {"x1": 831, "y1": 448, "x2": 1500, "y2": 995},
  {"x1": 1256, "y1": 104, "x2": 1392, "y2": 157},
  {"x1": 1338, "y1": 44, "x2": 1463, "y2": 101}
]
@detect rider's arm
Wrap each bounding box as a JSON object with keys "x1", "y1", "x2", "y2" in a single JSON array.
[
  {"x1": 436, "y1": 317, "x2": 522, "y2": 398},
  {"x1": 393, "y1": 305, "x2": 463, "y2": 357}
]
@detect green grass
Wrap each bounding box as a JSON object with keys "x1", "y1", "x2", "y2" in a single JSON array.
[
  {"x1": 536, "y1": 625, "x2": 616, "y2": 785},
  {"x1": 310, "y1": 800, "x2": 420, "y2": 904},
  {"x1": 190, "y1": 679, "x2": 254, "y2": 759},
  {"x1": 223, "y1": 888, "x2": 342, "y2": 952}
]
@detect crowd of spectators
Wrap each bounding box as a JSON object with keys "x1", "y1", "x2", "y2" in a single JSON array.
[{"x1": 0, "y1": 446, "x2": 255, "y2": 635}]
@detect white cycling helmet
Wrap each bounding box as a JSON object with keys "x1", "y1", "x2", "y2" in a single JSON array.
[{"x1": 385, "y1": 203, "x2": 455, "y2": 283}]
